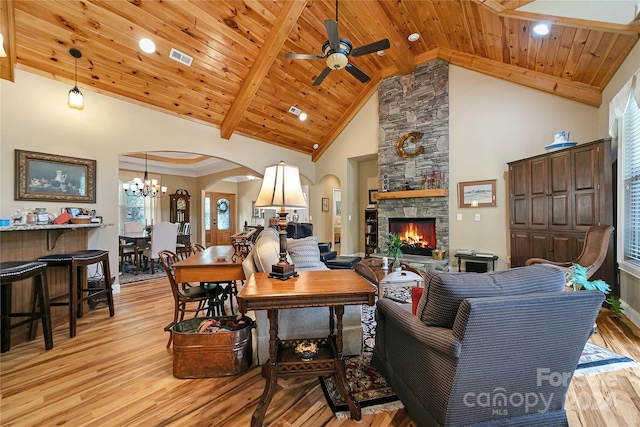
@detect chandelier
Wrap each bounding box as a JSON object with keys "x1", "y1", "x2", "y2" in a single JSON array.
[{"x1": 122, "y1": 153, "x2": 167, "y2": 198}]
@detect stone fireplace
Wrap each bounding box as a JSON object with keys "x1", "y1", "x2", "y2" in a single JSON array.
[{"x1": 377, "y1": 60, "x2": 449, "y2": 264}]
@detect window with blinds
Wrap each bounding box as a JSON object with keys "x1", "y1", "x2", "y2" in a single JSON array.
[{"x1": 623, "y1": 96, "x2": 640, "y2": 266}]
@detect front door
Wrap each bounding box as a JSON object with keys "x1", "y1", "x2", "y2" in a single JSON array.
[{"x1": 205, "y1": 192, "x2": 236, "y2": 246}]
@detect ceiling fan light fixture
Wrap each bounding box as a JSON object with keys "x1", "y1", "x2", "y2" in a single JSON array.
[
  {"x1": 139, "y1": 38, "x2": 156, "y2": 54},
  {"x1": 326, "y1": 52, "x2": 348, "y2": 70},
  {"x1": 533, "y1": 23, "x2": 550, "y2": 35},
  {"x1": 408, "y1": 33, "x2": 420, "y2": 42}
]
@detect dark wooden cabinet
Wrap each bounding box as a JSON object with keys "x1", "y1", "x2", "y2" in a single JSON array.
[
  {"x1": 170, "y1": 189, "x2": 190, "y2": 229},
  {"x1": 508, "y1": 138, "x2": 614, "y2": 287},
  {"x1": 364, "y1": 209, "x2": 378, "y2": 257}
]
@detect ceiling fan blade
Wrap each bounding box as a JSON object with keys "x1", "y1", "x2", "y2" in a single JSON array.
[
  {"x1": 313, "y1": 67, "x2": 332, "y2": 86},
  {"x1": 351, "y1": 38, "x2": 391, "y2": 57},
  {"x1": 345, "y1": 63, "x2": 370, "y2": 83},
  {"x1": 325, "y1": 20, "x2": 340, "y2": 51},
  {"x1": 285, "y1": 53, "x2": 325, "y2": 60}
]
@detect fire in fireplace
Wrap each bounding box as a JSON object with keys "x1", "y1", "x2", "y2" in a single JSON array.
[{"x1": 389, "y1": 218, "x2": 436, "y2": 256}]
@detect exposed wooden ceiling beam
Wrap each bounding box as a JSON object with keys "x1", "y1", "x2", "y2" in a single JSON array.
[
  {"x1": 312, "y1": 73, "x2": 381, "y2": 162},
  {"x1": 472, "y1": 0, "x2": 507, "y2": 13},
  {"x1": 438, "y1": 47, "x2": 602, "y2": 107},
  {"x1": 220, "y1": 0, "x2": 308, "y2": 140},
  {"x1": 0, "y1": 0, "x2": 15, "y2": 82},
  {"x1": 501, "y1": 10, "x2": 640, "y2": 35}
]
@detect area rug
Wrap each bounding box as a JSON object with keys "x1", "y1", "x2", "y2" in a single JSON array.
[
  {"x1": 574, "y1": 342, "x2": 640, "y2": 376},
  {"x1": 119, "y1": 262, "x2": 165, "y2": 285},
  {"x1": 319, "y1": 353, "x2": 404, "y2": 420}
]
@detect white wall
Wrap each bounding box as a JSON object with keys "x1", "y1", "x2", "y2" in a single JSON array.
[{"x1": 0, "y1": 70, "x2": 314, "y2": 283}]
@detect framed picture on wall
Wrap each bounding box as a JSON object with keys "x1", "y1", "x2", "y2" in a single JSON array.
[
  {"x1": 458, "y1": 179, "x2": 496, "y2": 208},
  {"x1": 322, "y1": 198, "x2": 330, "y2": 212},
  {"x1": 369, "y1": 189, "x2": 378, "y2": 204},
  {"x1": 15, "y1": 150, "x2": 96, "y2": 202}
]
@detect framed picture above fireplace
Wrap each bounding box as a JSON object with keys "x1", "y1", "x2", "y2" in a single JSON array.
[{"x1": 458, "y1": 179, "x2": 496, "y2": 208}]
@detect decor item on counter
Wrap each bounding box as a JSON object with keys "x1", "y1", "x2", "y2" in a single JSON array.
[
  {"x1": 122, "y1": 153, "x2": 167, "y2": 198},
  {"x1": 254, "y1": 161, "x2": 308, "y2": 280},
  {"x1": 396, "y1": 131, "x2": 424, "y2": 158},
  {"x1": 458, "y1": 179, "x2": 496, "y2": 208},
  {"x1": 68, "y1": 48, "x2": 84, "y2": 110},
  {"x1": 15, "y1": 150, "x2": 96, "y2": 203},
  {"x1": 322, "y1": 197, "x2": 329, "y2": 212}
]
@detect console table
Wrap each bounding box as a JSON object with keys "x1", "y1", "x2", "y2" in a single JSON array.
[
  {"x1": 237, "y1": 270, "x2": 376, "y2": 426},
  {"x1": 454, "y1": 254, "x2": 498, "y2": 272}
]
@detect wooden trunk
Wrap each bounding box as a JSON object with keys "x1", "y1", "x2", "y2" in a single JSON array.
[{"x1": 171, "y1": 316, "x2": 253, "y2": 379}]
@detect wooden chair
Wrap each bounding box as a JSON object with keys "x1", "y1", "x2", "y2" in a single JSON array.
[
  {"x1": 525, "y1": 225, "x2": 614, "y2": 279},
  {"x1": 190, "y1": 243, "x2": 238, "y2": 315},
  {"x1": 159, "y1": 250, "x2": 210, "y2": 348}
]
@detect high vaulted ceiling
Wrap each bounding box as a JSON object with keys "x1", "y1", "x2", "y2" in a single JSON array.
[{"x1": 2, "y1": 0, "x2": 639, "y2": 161}]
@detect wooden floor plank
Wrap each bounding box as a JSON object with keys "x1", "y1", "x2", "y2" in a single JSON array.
[{"x1": 1, "y1": 279, "x2": 639, "y2": 426}]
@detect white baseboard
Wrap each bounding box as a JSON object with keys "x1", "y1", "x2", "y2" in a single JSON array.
[{"x1": 620, "y1": 299, "x2": 640, "y2": 328}]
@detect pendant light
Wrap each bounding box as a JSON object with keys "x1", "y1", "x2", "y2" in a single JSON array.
[{"x1": 68, "y1": 48, "x2": 84, "y2": 110}]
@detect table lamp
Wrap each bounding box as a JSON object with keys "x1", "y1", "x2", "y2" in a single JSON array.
[{"x1": 254, "y1": 161, "x2": 308, "y2": 280}]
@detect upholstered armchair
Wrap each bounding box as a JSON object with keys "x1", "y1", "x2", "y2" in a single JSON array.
[{"x1": 372, "y1": 265, "x2": 604, "y2": 426}]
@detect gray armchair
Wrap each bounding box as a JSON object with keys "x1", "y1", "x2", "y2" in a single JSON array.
[{"x1": 372, "y1": 265, "x2": 604, "y2": 426}]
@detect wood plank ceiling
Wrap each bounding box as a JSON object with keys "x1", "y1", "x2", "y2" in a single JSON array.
[{"x1": 2, "y1": 0, "x2": 639, "y2": 161}]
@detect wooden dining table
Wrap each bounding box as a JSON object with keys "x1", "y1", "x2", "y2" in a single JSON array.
[{"x1": 172, "y1": 245, "x2": 245, "y2": 283}]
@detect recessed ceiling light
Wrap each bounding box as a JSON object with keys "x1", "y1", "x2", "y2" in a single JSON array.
[
  {"x1": 313, "y1": 143, "x2": 319, "y2": 150},
  {"x1": 533, "y1": 23, "x2": 549, "y2": 36},
  {"x1": 408, "y1": 33, "x2": 420, "y2": 42},
  {"x1": 299, "y1": 112, "x2": 308, "y2": 121},
  {"x1": 139, "y1": 38, "x2": 156, "y2": 54}
]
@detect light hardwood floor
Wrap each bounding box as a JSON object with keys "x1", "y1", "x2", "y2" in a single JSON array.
[{"x1": 1, "y1": 279, "x2": 639, "y2": 426}]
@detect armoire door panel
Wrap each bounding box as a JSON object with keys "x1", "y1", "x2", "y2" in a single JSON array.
[
  {"x1": 530, "y1": 234, "x2": 550, "y2": 259},
  {"x1": 511, "y1": 232, "x2": 530, "y2": 267},
  {"x1": 550, "y1": 195, "x2": 570, "y2": 227},
  {"x1": 574, "y1": 147, "x2": 598, "y2": 191},
  {"x1": 530, "y1": 195, "x2": 548, "y2": 228},
  {"x1": 529, "y1": 159, "x2": 547, "y2": 196},
  {"x1": 549, "y1": 153, "x2": 570, "y2": 194},
  {"x1": 550, "y1": 235, "x2": 573, "y2": 262},
  {"x1": 575, "y1": 193, "x2": 596, "y2": 227},
  {"x1": 512, "y1": 197, "x2": 528, "y2": 227},
  {"x1": 511, "y1": 162, "x2": 528, "y2": 197}
]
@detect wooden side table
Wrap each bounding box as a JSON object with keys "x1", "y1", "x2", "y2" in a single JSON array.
[
  {"x1": 454, "y1": 254, "x2": 498, "y2": 272},
  {"x1": 237, "y1": 270, "x2": 375, "y2": 426}
]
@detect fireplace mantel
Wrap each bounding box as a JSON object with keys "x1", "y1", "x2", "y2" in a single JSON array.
[{"x1": 377, "y1": 189, "x2": 448, "y2": 200}]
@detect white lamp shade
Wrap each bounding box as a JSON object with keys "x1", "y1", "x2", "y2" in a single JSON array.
[
  {"x1": 255, "y1": 161, "x2": 308, "y2": 209},
  {"x1": 68, "y1": 86, "x2": 84, "y2": 110}
]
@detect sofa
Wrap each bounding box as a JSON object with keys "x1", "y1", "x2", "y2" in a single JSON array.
[
  {"x1": 242, "y1": 229, "x2": 363, "y2": 364},
  {"x1": 372, "y1": 265, "x2": 604, "y2": 427}
]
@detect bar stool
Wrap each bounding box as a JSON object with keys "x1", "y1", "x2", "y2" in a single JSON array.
[
  {"x1": 37, "y1": 250, "x2": 115, "y2": 338},
  {"x1": 1, "y1": 261, "x2": 54, "y2": 352}
]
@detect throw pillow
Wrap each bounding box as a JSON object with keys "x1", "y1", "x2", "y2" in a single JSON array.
[
  {"x1": 411, "y1": 287, "x2": 424, "y2": 315},
  {"x1": 286, "y1": 236, "x2": 324, "y2": 269},
  {"x1": 416, "y1": 264, "x2": 566, "y2": 329}
]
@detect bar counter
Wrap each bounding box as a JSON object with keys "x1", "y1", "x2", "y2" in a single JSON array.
[{"x1": 1, "y1": 223, "x2": 104, "y2": 346}]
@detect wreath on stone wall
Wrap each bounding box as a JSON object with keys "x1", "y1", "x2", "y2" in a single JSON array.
[{"x1": 217, "y1": 199, "x2": 229, "y2": 213}]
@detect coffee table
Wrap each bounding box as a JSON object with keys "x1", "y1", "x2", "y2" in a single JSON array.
[{"x1": 237, "y1": 270, "x2": 376, "y2": 426}]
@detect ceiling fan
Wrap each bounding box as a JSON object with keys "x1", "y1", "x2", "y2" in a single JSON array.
[{"x1": 285, "y1": 0, "x2": 390, "y2": 86}]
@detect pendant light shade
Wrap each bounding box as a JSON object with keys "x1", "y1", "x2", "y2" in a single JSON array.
[{"x1": 68, "y1": 48, "x2": 84, "y2": 110}]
